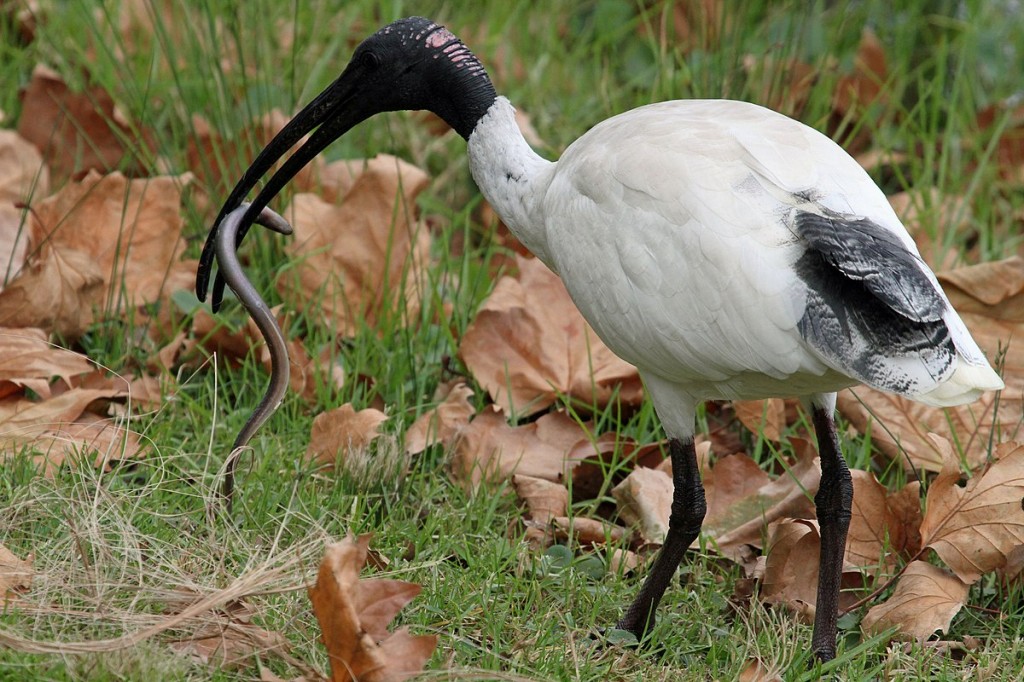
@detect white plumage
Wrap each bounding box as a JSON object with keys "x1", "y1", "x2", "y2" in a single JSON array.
[{"x1": 468, "y1": 97, "x2": 1001, "y2": 420}]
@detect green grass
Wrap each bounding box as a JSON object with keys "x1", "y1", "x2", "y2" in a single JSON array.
[{"x1": 2, "y1": 1, "x2": 1023, "y2": 680}]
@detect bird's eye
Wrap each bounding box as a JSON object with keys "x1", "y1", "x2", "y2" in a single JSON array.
[{"x1": 360, "y1": 51, "x2": 380, "y2": 69}]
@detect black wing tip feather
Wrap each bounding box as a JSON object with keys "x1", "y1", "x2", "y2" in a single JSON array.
[
  {"x1": 793, "y1": 210, "x2": 955, "y2": 394},
  {"x1": 794, "y1": 211, "x2": 945, "y2": 323}
]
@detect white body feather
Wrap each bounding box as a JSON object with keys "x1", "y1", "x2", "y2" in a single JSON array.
[{"x1": 468, "y1": 97, "x2": 1002, "y2": 436}]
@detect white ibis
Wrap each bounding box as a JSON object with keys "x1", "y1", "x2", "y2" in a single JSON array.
[{"x1": 196, "y1": 17, "x2": 1004, "y2": 662}]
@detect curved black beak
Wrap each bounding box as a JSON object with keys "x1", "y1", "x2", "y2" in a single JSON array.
[{"x1": 196, "y1": 64, "x2": 373, "y2": 309}]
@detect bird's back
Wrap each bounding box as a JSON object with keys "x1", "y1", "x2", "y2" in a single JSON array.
[{"x1": 537, "y1": 99, "x2": 1001, "y2": 404}]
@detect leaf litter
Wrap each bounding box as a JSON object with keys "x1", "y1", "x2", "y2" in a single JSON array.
[{"x1": 3, "y1": 8, "x2": 1024, "y2": 678}]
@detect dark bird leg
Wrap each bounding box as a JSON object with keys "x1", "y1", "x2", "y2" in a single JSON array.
[
  {"x1": 810, "y1": 401, "x2": 853, "y2": 662},
  {"x1": 617, "y1": 437, "x2": 706, "y2": 639}
]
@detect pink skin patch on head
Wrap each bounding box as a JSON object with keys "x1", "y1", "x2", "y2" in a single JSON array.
[{"x1": 425, "y1": 26, "x2": 457, "y2": 48}]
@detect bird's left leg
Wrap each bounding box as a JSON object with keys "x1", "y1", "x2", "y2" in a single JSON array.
[
  {"x1": 616, "y1": 436, "x2": 706, "y2": 639},
  {"x1": 808, "y1": 393, "x2": 853, "y2": 662}
]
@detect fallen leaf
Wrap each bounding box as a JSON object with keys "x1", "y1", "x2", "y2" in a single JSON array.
[
  {"x1": 0, "y1": 128, "x2": 49, "y2": 283},
  {"x1": 738, "y1": 657, "x2": 783, "y2": 682},
  {"x1": 280, "y1": 155, "x2": 430, "y2": 338},
  {"x1": 0, "y1": 543, "x2": 33, "y2": 606},
  {"x1": 404, "y1": 381, "x2": 475, "y2": 455},
  {"x1": 309, "y1": 535, "x2": 436, "y2": 682},
  {"x1": 460, "y1": 255, "x2": 643, "y2": 417},
  {"x1": 919, "y1": 439, "x2": 1024, "y2": 583},
  {"x1": 612, "y1": 466, "x2": 673, "y2": 544},
  {"x1": 17, "y1": 64, "x2": 136, "y2": 183},
  {"x1": 830, "y1": 28, "x2": 888, "y2": 155},
  {"x1": 306, "y1": 404, "x2": 388, "y2": 468},
  {"x1": 846, "y1": 469, "x2": 906, "y2": 573},
  {"x1": 0, "y1": 327, "x2": 91, "y2": 398},
  {"x1": 512, "y1": 474, "x2": 568, "y2": 523},
  {"x1": 974, "y1": 98, "x2": 1024, "y2": 182},
  {"x1": 760, "y1": 518, "x2": 865, "y2": 620},
  {"x1": 449, "y1": 407, "x2": 590, "y2": 489},
  {"x1": 0, "y1": 243, "x2": 105, "y2": 336},
  {"x1": 550, "y1": 516, "x2": 629, "y2": 546},
  {"x1": 0, "y1": 387, "x2": 120, "y2": 443},
  {"x1": 711, "y1": 445, "x2": 821, "y2": 557},
  {"x1": 861, "y1": 561, "x2": 968, "y2": 641},
  {"x1": 30, "y1": 170, "x2": 190, "y2": 313},
  {"x1": 733, "y1": 398, "x2": 786, "y2": 441}
]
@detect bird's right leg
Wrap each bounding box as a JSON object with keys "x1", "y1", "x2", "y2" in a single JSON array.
[{"x1": 616, "y1": 437, "x2": 706, "y2": 639}]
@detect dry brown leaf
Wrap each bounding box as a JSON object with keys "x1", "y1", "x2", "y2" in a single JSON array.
[
  {"x1": 0, "y1": 543, "x2": 33, "y2": 606},
  {"x1": 975, "y1": 99, "x2": 1024, "y2": 182},
  {"x1": 31, "y1": 412, "x2": 144, "y2": 473},
  {"x1": 861, "y1": 561, "x2": 968, "y2": 641},
  {"x1": 733, "y1": 398, "x2": 786, "y2": 441},
  {"x1": 306, "y1": 404, "x2": 388, "y2": 468},
  {"x1": 512, "y1": 474, "x2": 568, "y2": 523},
  {"x1": 279, "y1": 155, "x2": 430, "y2": 338},
  {"x1": 404, "y1": 381, "x2": 475, "y2": 455},
  {"x1": 830, "y1": 28, "x2": 888, "y2": 155},
  {"x1": 712, "y1": 446, "x2": 821, "y2": 556},
  {"x1": 449, "y1": 407, "x2": 590, "y2": 489},
  {"x1": 461, "y1": 255, "x2": 643, "y2": 417},
  {"x1": 0, "y1": 387, "x2": 119, "y2": 442},
  {"x1": 612, "y1": 466, "x2": 673, "y2": 544},
  {"x1": 0, "y1": 128, "x2": 49, "y2": 282},
  {"x1": 919, "y1": 440, "x2": 1024, "y2": 583},
  {"x1": 31, "y1": 170, "x2": 189, "y2": 310},
  {"x1": 738, "y1": 657, "x2": 783, "y2": 682},
  {"x1": 0, "y1": 243, "x2": 105, "y2": 336},
  {"x1": 171, "y1": 623, "x2": 292, "y2": 670},
  {"x1": 846, "y1": 469, "x2": 906, "y2": 573},
  {"x1": 550, "y1": 516, "x2": 629, "y2": 546},
  {"x1": 0, "y1": 327, "x2": 91, "y2": 398},
  {"x1": 309, "y1": 535, "x2": 436, "y2": 682},
  {"x1": 760, "y1": 518, "x2": 864, "y2": 620},
  {"x1": 17, "y1": 64, "x2": 136, "y2": 183},
  {"x1": 703, "y1": 452, "x2": 773, "y2": 535}
]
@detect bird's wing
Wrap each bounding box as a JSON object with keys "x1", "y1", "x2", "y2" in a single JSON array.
[{"x1": 542, "y1": 99, "x2": 988, "y2": 400}]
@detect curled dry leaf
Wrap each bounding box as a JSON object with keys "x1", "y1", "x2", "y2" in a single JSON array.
[
  {"x1": 0, "y1": 543, "x2": 33, "y2": 606},
  {"x1": 449, "y1": 407, "x2": 590, "y2": 489},
  {"x1": 404, "y1": 381, "x2": 475, "y2": 455},
  {"x1": 306, "y1": 404, "x2": 388, "y2": 468},
  {"x1": 460, "y1": 255, "x2": 643, "y2": 417},
  {"x1": 919, "y1": 439, "x2": 1024, "y2": 584},
  {"x1": 17, "y1": 64, "x2": 135, "y2": 183},
  {"x1": 309, "y1": 535, "x2": 436, "y2": 682},
  {"x1": 861, "y1": 561, "x2": 968, "y2": 641},
  {"x1": 760, "y1": 518, "x2": 864, "y2": 620},
  {"x1": 280, "y1": 155, "x2": 430, "y2": 338}
]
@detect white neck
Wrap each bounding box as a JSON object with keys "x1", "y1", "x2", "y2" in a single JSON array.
[{"x1": 467, "y1": 97, "x2": 556, "y2": 267}]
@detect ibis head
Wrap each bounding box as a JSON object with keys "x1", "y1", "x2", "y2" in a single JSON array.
[{"x1": 196, "y1": 16, "x2": 497, "y2": 305}]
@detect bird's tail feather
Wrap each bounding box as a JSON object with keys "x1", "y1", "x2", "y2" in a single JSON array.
[{"x1": 912, "y1": 358, "x2": 1004, "y2": 407}]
